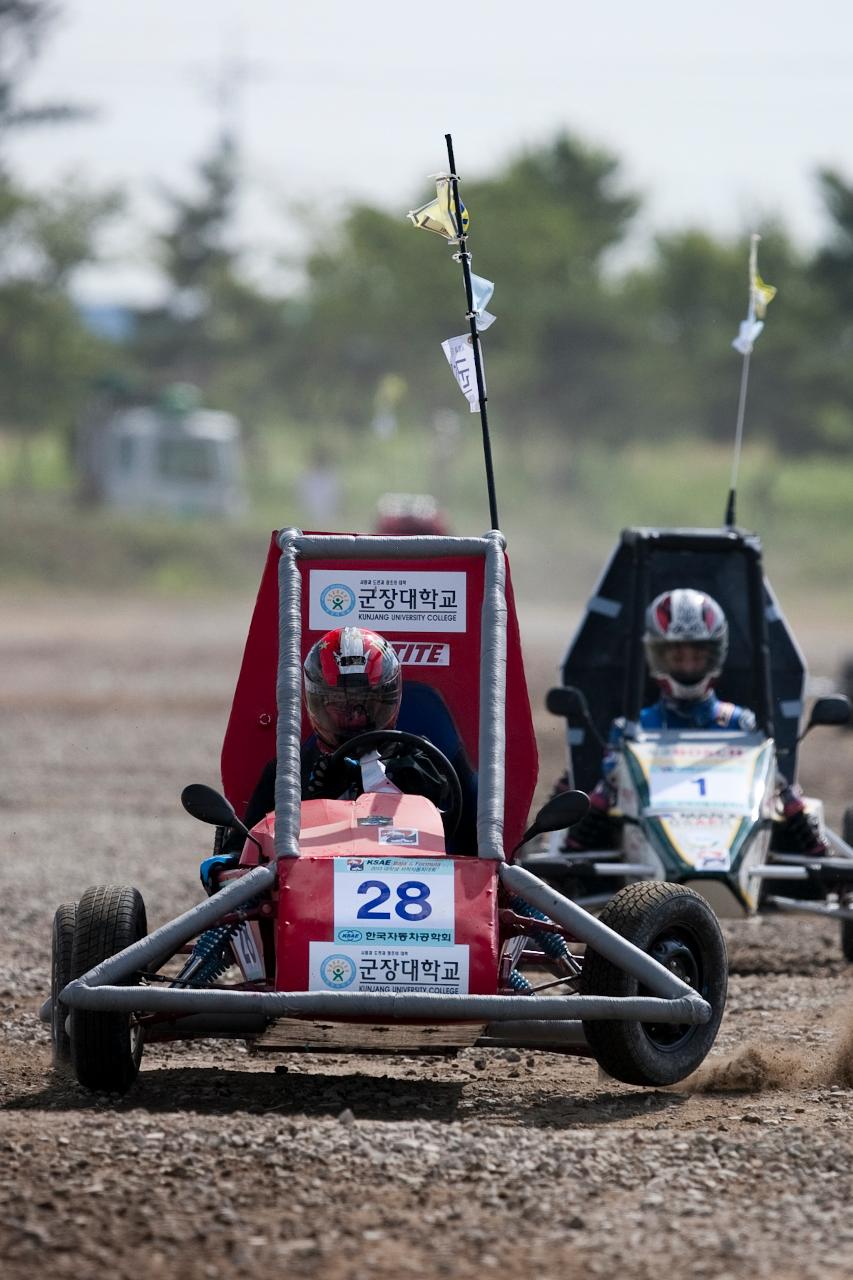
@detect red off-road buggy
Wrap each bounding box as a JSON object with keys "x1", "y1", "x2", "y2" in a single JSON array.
[{"x1": 46, "y1": 530, "x2": 727, "y2": 1093}]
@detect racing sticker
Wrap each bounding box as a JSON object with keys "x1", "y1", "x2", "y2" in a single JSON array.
[
  {"x1": 333, "y1": 856, "x2": 454, "y2": 945},
  {"x1": 378, "y1": 828, "x2": 418, "y2": 846},
  {"x1": 392, "y1": 641, "x2": 450, "y2": 666},
  {"x1": 309, "y1": 942, "x2": 469, "y2": 993},
  {"x1": 309, "y1": 570, "x2": 466, "y2": 633},
  {"x1": 660, "y1": 815, "x2": 737, "y2": 870}
]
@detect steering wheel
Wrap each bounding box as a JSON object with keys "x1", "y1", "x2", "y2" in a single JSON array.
[{"x1": 323, "y1": 729, "x2": 464, "y2": 838}]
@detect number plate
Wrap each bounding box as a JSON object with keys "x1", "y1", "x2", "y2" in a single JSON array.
[
  {"x1": 333, "y1": 856, "x2": 455, "y2": 946},
  {"x1": 641, "y1": 741, "x2": 762, "y2": 812}
]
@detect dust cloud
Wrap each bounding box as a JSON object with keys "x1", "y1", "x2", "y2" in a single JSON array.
[{"x1": 685, "y1": 1013, "x2": 853, "y2": 1093}]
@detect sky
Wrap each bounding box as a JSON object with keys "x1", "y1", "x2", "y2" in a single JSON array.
[{"x1": 8, "y1": 0, "x2": 853, "y2": 303}]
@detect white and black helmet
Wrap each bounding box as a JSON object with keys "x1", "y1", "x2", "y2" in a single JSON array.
[{"x1": 643, "y1": 589, "x2": 729, "y2": 701}]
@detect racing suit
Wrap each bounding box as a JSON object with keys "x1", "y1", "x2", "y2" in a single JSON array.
[
  {"x1": 201, "y1": 737, "x2": 474, "y2": 889},
  {"x1": 562, "y1": 692, "x2": 828, "y2": 855}
]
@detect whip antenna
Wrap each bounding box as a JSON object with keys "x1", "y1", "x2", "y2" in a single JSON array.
[
  {"x1": 408, "y1": 135, "x2": 500, "y2": 530},
  {"x1": 726, "y1": 232, "x2": 777, "y2": 527}
]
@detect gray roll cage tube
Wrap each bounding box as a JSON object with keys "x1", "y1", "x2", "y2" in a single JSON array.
[{"x1": 59, "y1": 531, "x2": 711, "y2": 1031}]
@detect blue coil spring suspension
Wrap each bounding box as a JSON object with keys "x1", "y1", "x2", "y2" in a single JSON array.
[
  {"x1": 507, "y1": 967, "x2": 533, "y2": 992},
  {"x1": 509, "y1": 895, "x2": 573, "y2": 965},
  {"x1": 173, "y1": 924, "x2": 240, "y2": 988}
]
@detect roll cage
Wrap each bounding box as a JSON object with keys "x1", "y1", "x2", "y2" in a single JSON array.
[{"x1": 560, "y1": 526, "x2": 806, "y2": 791}]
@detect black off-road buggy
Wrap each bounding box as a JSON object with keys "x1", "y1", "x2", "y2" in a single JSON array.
[{"x1": 522, "y1": 525, "x2": 853, "y2": 960}]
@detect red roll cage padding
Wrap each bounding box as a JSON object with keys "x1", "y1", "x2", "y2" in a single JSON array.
[{"x1": 220, "y1": 532, "x2": 539, "y2": 855}]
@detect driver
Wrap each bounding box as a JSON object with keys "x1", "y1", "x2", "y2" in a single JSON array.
[
  {"x1": 562, "y1": 588, "x2": 830, "y2": 856},
  {"x1": 202, "y1": 626, "x2": 472, "y2": 888}
]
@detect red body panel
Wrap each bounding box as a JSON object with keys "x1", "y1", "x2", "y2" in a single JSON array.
[
  {"x1": 276, "y1": 852, "x2": 499, "y2": 997},
  {"x1": 220, "y1": 533, "x2": 538, "y2": 855}
]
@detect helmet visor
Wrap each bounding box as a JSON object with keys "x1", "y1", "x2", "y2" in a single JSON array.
[
  {"x1": 646, "y1": 639, "x2": 724, "y2": 688},
  {"x1": 304, "y1": 677, "x2": 400, "y2": 750}
]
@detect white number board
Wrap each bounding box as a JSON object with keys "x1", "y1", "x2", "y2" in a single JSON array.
[
  {"x1": 309, "y1": 570, "x2": 467, "y2": 633},
  {"x1": 309, "y1": 942, "x2": 469, "y2": 994},
  {"x1": 333, "y1": 857, "x2": 455, "y2": 946},
  {"x1": 644, "y1": 742, "x2": 757, "y2": 812}
]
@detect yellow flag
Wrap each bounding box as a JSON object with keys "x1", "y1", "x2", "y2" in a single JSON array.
[
  {"x1": 752, "y1": 272, "x2": 777, "y2": 319},
  {"x1": 408, "y1": 178, "x2": 469, "y2": 239}
]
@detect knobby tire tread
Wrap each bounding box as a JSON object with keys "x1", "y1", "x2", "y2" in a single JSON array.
[
  {"x1": 580, "y1": 882, "x2": 727, "y2": 1086},
  {"x1": 70, "y1": 884, "x2": 147, "y2": 1093}
]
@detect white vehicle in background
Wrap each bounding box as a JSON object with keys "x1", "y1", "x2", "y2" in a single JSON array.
[{"x1": 78, "y1": 383, "x2": 246, "y2": 519}]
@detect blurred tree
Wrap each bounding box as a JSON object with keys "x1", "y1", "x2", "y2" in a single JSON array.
[
  {"x1": 0, "y1": 181, "x2": 121, "y2": 477},
  {"x1": 0, "y1": 2, "x2": 120, "y2": 484},
  {"x1": 131, "y1": 129, "x2": 291, "y2": 429},
  {"x1": 0, "y1": 0, "x2": 88, "y2": 164},
  {"x1": 620, "y1": 224, "x2": 851, "y2": 457},
  {"x1": 812, "y1": 169, "x2": 853, "y2": 312}
]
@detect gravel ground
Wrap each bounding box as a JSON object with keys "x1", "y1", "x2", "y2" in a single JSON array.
[{"x1": 2, "y1": 594, "x2": 853, "y2": 1280}]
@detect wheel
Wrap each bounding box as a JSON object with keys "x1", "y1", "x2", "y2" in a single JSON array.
[
  {"x1": 579, "y1": 882, "x2": 727, "y2": 1087},
  {"x1": 50, "y1": 902, "x2": 77, "y2": 1071},
  {"x1": 69, "y1": 884, "x2": 147, "y2": 1094},
  {"x1": 324, "y1": 728, "x2": 464, "y2": 836}
]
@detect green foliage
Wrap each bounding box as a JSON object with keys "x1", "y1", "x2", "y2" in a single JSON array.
[
  {"x1": 0, "y1": 1, "x2": 87, "y2": 161},
  {"x1": 0, "y1": 173, "x2": 119, "y2": 441}
]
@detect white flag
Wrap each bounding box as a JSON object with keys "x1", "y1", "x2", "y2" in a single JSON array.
[
  {"x1": 732, "y1": 318, "x2": 764, "y2": 355},
  {"x1": 470, "y1": 273, "x2": 496, "y2": 332},
  {"x1": 441, "y1": 333, "x2": 485, "y2": 413}
]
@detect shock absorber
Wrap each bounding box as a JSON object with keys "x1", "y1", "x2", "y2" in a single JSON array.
[
  {"x1": 506, "y1": 966, "x2": 534, "y2": 992},
  {"x1": 172, "y1": 924, "x2": 240, "y2": 988},
  {"x1": 509, "y1": 895, "x2": 574, "y2": 966}
]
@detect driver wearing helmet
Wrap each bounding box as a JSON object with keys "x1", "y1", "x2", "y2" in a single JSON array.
[
  {"x1": 562, "y1": 588, "x2": 829, "y2": 856},
  {"x1": 201, "y1": 626, "x2": 472, "y2": 888},
  {"x1": 639, "y1": 589, "x2": 755, "y2": 731}
]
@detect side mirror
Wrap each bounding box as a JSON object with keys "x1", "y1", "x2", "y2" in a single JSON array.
[
  {"x1": 805, "y1": 695, "x2": 850, "y2": 732},
  {"x1": 546, "y1": 685, "x2": 586, "y2": 720},
  {"x1": 514, "y1": 789, "x2": 590, "y2": 852},
  {"x1": 181, "y1": 783, "x2": 238, "y2": 828}
]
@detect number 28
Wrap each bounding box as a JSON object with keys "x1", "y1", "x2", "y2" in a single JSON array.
[{"x1": 356, "y1": 879, "x2": 432, "y2": 921}]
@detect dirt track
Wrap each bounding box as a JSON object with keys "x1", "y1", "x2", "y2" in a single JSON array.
[{"x1": 2, "y1": 595, "x2": 853, "y2": 1280}]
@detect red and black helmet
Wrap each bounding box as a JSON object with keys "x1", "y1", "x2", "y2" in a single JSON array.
[
  {"x1": 643, "y1": 589, "x2": 729, "y2": 701},
  {"x1": 303, "y1": 627, "x2": 402, "y2": 750}
]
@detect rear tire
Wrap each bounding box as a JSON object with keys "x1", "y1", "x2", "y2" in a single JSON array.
[
  {"x1": 51, "y1": 903, "x2": 77, "y2": 1071},
  {"x1": 580, "y1": 882, "x2": 727, "y2": 1086},
  {"x1": 69, "y1": 885, "x2": 147, "y2": 1094}
]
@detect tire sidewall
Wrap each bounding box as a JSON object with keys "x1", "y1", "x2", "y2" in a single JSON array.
[
  {"x1": 51, "y1": 903, "x2": 77, "y2": 1068},
  {"x1": 581, "y1": 884, "x2": 727, "y2": 1086},
  {"x1": 69, "y1": 885, "x2": 147, "y2": 1093}
]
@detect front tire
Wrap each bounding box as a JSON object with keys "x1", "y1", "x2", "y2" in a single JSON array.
[
  {"x1": 69, "y1": 885, "x2": 147, "y2": 1094},
  {"x1": 51, "y1": 902, "x2": 77, "y2": 1071},
  {"x1": 580, "y1": 882, "x2": 727, "y2": 1086}
]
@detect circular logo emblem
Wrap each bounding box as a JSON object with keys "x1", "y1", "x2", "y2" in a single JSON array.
[
  {"x1": 320, "y1": 583, "x2": 356, "y2": 617},
  {"x1": 320, "y1": 953, "x2": 357, "y2": 989},
  {"x1": 337, "y1": 928, "x2": 363, "y2": 943}
]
